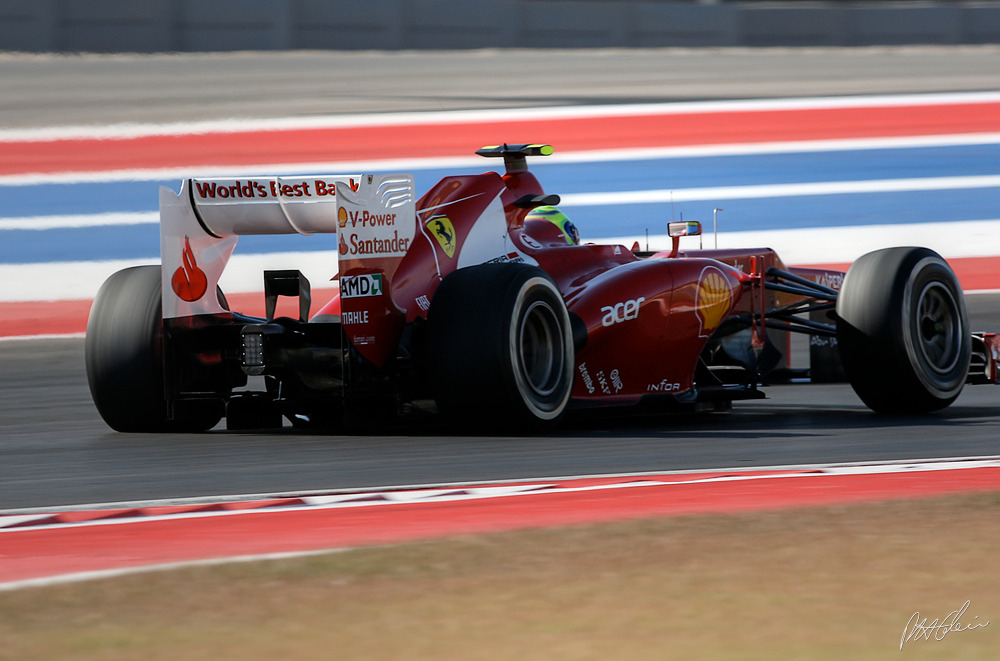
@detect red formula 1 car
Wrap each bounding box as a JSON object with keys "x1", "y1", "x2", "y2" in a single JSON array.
[{"x1": 85, "y1": 144, "x2": 1000, "y2": 432}]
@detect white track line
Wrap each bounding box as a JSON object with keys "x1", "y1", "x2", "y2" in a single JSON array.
[
  {"x1": 1, "y1": 456, "x2": 996, "y2": 591},
  {"x1": 0, "y1": 211, "x2": 158, "y2": 231},
  {"x1": 4, "y1": 219, "x2": 998, "y2": 304},
  {"x1": 560, "y1": 175, "x2": 1000, "y2": 206},
  {"x1": 4, "y1": 456, "x2": 997, "y2": 528},
  {"x1": 0, "y1": 251, "x2": 339, "y2": 302},
  {"x1": 0, "y1": 549, "x2": 350, "y2": 592}
]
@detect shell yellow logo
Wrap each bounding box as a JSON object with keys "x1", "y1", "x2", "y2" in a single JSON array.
[
  {"x1": 338, "y1": 206, "x2": 348, "y2": 229},
  {"x1": 695, "y1": 266, "x2": 734, "y2": 337}
]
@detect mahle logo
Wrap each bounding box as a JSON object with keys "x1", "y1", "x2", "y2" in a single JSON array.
[{"x1": 341, "y1": 273, "x2": 384, "y2": 298}]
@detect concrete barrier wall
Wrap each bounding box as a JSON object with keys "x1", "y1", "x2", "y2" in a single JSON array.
[{"x1": 1, "y1": 1, "x2": 998, "y2": 53}]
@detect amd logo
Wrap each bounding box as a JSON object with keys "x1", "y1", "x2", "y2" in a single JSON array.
[
  {"x1": 601, "y1": 297, "x2": 645, "y2": 327},
  {"x1": 341, "y1": 273, "x2": 383, "y2": 299}
]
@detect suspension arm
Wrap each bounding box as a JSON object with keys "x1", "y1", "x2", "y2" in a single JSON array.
[{"x1": 764, "y1": 267, "x2": 839, "y2": 300}]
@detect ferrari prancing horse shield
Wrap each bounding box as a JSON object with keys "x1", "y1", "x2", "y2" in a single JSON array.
[{"x1": 427, "y1": 215, "x2": 457, "y2": 258}]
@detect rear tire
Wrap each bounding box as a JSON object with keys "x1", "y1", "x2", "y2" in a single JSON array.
[
  {"x1": 85, "y1": 265, "x2": 223, "y2": 432},
  {"x1": 428, "y1": 264, "x2": 574, "y2": 430},
  {"x1": 835, "y1": 247, "x2": 970, "y2": 413}
]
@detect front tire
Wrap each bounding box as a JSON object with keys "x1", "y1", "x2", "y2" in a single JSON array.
[
  {"x1": 835, "y1": 247, "x2": 970, "y2": 413},
  {"x1": 428, "y1": 264, "x2": 575, "y2": 430},
  {"x1": 85, "y1": 265, "x2": 222, "y2": 432}
]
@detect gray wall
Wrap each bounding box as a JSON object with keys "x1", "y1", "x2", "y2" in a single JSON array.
[{"x1": 1, "y1": 1, "x2": 999, "y2": 53}]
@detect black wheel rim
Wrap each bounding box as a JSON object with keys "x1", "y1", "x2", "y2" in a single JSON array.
[
  {"x1": 518, "y1": 300, "x2": 564, "y2": 399},
  {"x1": 915, "y1": 281, "x2": 962, "y2": 376}
]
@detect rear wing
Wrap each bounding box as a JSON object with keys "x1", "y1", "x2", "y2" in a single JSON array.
[{"x1": 159, "y1": 174, "x2": 416, "y2": 324}]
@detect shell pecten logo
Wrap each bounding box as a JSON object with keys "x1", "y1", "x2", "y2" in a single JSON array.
[
  {"x1": 338, "y1": 206, "x2": 348, "y2": 229},
  {"x1": 695, "y1": 266, "x2": 734, "y2": 337}
]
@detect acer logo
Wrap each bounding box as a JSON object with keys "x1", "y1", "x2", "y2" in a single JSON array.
[{"x1": 601, "y1": 297, "x2": 644, "y2": 327}]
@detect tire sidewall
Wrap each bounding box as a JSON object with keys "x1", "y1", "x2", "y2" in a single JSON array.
[
  {"x1": 85, "y1": 266, "x2": 167, "y2": 430},
  {"x1": 836, "y1": 247, "x2": 970, "y2": 412},
  {"x1": 900, "y1": 256, "x2": 970, "y2": 399},
  {"x1": 504, "y1": 274, "x2": 575, "y2": 422},
  {"x1": 85, "y1": 265, "x2": 223, "y2": 432},
  {"x1": 428, "y1": 264, "x2": 575, "y2": 428}
]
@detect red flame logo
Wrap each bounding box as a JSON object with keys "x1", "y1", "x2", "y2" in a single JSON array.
[{"x1": 171, "y1": 236, "x2": 208, "y2": 302}]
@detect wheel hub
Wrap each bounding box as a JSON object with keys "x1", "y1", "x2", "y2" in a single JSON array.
[
  {"x1": 916, "y1": 281, "x2": 962, "y2": 376},
  {"x1": 518, "y1": 300, "x2": 564, "y2": 398}
]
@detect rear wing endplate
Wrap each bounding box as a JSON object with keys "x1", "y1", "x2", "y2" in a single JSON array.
[{"x1": 159, "y1": 174, "x2": 416, "y2": 325}]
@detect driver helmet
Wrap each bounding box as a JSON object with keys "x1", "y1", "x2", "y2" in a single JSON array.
[{"x1": 524, "y1": 206, "x2": 580, "y2": 245}]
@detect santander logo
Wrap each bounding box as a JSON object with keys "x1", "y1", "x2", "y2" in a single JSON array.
[{"x1": 171, "y1": 236, "x2": 208, "y2": 302}]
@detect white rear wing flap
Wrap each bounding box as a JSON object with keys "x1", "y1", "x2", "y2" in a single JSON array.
[{"x1": 160, "y1": 174, "x2": 415, "y2": 326}]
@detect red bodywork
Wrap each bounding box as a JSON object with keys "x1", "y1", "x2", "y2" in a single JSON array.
[{"x1": 318, "y1": 159, "x2": 846, "y2": 407}]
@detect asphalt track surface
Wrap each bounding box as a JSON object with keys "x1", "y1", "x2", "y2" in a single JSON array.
[
  {"x1": 3, "y1": 293, "x2": 999, "y2": 511},
  {"x1": 3, "y1": 47, "x2": 1000, "y2": 127},
  {"x1": 1, "y1": 47, "x2": 999, "y2": 511}
]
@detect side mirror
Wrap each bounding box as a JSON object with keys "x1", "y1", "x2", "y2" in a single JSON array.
[
  {"x1": 667, "y1": 220, "x2": 701, "y2": 257},
  {"x1": 668, "y1": 220, "x2": 702, "y2": 237}
]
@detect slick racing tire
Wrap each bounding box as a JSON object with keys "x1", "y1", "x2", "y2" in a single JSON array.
[
  {"x1": 835, "y1": 247, "x2": 970, "y2": 414},
  {"x1": 85, "y1": 265, "x2": 223, "y2": 432},
  {"x1": 428, "y1": 263, "x2": 575, "y2": 430}
]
